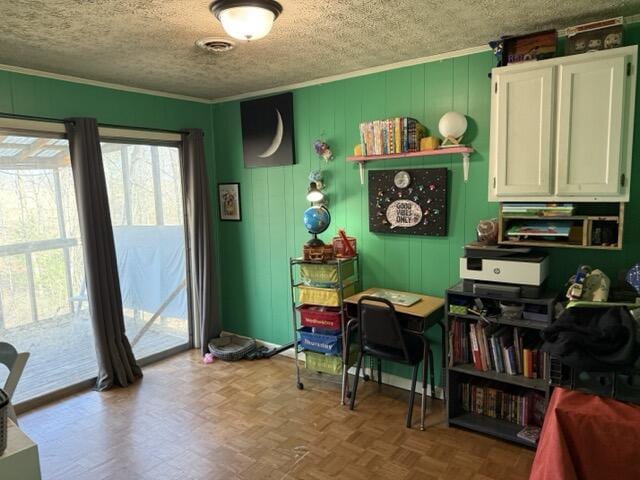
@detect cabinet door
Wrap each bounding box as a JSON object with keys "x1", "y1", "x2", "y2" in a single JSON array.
[
  {"x1": 555, "y1": 56, "x2": 626, "y2": 196},
  {"x1": 492, "y1": 67, "x2": 555, "y2": 197}
]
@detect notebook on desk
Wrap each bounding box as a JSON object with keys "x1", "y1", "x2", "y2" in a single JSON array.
[{"x1": 367, "y1": 288, "x2": 422, "y2": 307}]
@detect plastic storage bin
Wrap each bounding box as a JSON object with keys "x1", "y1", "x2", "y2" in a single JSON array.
[
  {"x1": 305, "y1": 344, "x2": 359, "y2": 375},
  {"x1": 299, "y1": 304, "x2": 342, "y2": 330},
  {"x1": 332, "y1": 236, "x2": 357, "y2": 257},
  {"x1": 298, "y1": 327, "x2": 342, "y2": 355},
  {"x1": 297, "y1": 284, "x2": 355, "y2": 307},
  {"x1": 300, "y1": 262, "x2": 354, "y2": 287}
]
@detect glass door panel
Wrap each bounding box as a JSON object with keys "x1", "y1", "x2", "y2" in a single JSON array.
[
  {"x1": 101, "y1": 142, "x2": 190, "y2": 359},
  {"x1": 0, "y1": 133, "x2": 97, "y2": 402}
]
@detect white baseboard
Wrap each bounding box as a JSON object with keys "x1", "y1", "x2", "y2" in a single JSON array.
[{"x1": 220, "y1": 331, "x2": 445, "y2": 400}]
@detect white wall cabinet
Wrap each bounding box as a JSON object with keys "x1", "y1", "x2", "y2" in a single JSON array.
[
  {"x1": 494, "y1": 67, "x2": 555, "y2": 197},
  {"x1": 489, "y1": 46, "x2": 637, "y2": 202}
]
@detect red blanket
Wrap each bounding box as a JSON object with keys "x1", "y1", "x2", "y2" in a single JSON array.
[{"x1": 531, "y1": 387, "x2": 640, "y2": 480}]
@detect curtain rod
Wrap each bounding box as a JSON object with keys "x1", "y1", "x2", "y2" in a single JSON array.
[{"x1": 0, "y1": 112, "x2": 199, "y2": 136}]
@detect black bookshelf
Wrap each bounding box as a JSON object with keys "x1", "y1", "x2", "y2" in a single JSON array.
[
  {"x1": 445, "y1": 281, "x2": 556, "y2": 448},
  {"x1": 449, "y1": 413, "x2": 536, "y2": 448}
]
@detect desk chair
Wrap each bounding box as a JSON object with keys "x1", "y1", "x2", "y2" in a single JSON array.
[
  {"x1": 0, "y1": 342, "x2": 29, "y2": 425},
  {"x1": 349, "y1": 296, "x2": 434, "y2": 430}
]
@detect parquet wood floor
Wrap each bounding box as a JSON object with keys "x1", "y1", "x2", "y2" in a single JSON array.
[{"x1": 20, "y1": 350, "x2": 534, "y2": 479}]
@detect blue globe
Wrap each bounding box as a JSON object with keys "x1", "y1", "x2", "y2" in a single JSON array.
[{"x1": 303, "y1": 206, "x2": 331, "y2": 234}]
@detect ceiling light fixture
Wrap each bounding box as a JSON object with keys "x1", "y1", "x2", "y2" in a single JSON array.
[{"x1": 209, "y1": 0, "x2": 283, "y2": 42}]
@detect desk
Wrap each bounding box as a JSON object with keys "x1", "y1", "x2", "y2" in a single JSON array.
[
  {"x1": 344, "y1": 288, "x2": 444, "y2": 332},
  {"x1": 0, "y1": 419, "x2": 42, "y2": 480},
  {"x1": 343, "y1": 288, "x2": 446, "y2": 397}
]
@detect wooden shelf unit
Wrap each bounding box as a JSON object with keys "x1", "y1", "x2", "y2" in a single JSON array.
[
  {"x1": 346, "y1": 146, "x2": 474, "y2": 162},
  {"x1": 498, "y1": 202, "x2": 624, "y2": 250},
  {"x1": 445, "y1": 282, "x2": 556, "y2": 448},
  {"x1": 449, "y1": 413, "x2": 536, "y2": 448},
  {"x1": 346, "y1": 146, "x2": 474, "y2": 184}
]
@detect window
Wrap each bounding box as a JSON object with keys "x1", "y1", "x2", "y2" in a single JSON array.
[
  {"x1": 101, "y1": 141, "x2": 190, "y2": 359},
  {"x1": 0, "y1": 132, "x2": 96, "y2": 402}
]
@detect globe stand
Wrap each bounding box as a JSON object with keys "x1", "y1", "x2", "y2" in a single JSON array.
[
  {"x1": 306, "y1": 233, "x2": 324, "y2": 247},
  {"x1": 440, "y1": 135, "x2": 464, "y2": 147}
]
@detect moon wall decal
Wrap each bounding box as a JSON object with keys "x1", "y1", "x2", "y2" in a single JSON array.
[{"x1": 258, "y1": 108, "x2": 284, "y2": 158}]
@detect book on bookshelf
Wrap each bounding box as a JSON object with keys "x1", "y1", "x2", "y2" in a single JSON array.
[
  {"x1": 507, "y1": 222, "x2": 573, "y2": 238},
  {"x1": 517, "y1": 425, "x2": 542, "y2": 445},
  {"x1": 459, "y1": 382, "x2": 546, "y2": 427},
  {"x1": 502, "y1": 203, "x2": 576, "y2": 216},
  {"x1": 358, "y1": 117, "x2": 427, "y2": 156},
  {"x1": 450, "y1": 320, "x2": 548, "y2": 380}
]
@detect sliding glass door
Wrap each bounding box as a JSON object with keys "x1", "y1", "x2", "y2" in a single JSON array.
[
  {"x1": 101, "y1": 141, "x2": 190, "y2": 359},
  {"x1": 0, "y1": 133, "x2": 96, "y2": 402},
  {"x1": 0, "y1": 128, "x2": 190, "y2": 404}
]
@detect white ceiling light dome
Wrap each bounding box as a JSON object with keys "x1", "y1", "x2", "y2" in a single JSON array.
[{"x1": 209, "y1": 0, "x2": 283, "y2": 42}]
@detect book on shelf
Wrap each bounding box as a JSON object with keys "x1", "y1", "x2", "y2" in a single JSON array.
[
  {"x1": 449, "y1": 319, "x2": 471, "y2": 366},
  {"x1": 460, "y1": 382, "x2": 546, "y2": 427},
  {"x1": 517, "y1": 425, "x2": 542, "y2": 445},
  {"x1": 450, "y1": 320, "x2": 548, "y2": 380},
  {"x1": 502, "y1": 203, "x2": 575, "y2": 216},
  {"x1": 358, "y1": 117, "x2": 427, "y2": 156},
  {"x1": 506, "y1": 221, "x2": 572, "y2": 237}
]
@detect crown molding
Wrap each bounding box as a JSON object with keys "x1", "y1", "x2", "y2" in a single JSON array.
[
  {"x1": 211, "y1": 14, "x2": 640, "y2": 104},
  {"x1": 210, "y1": 44, "x2": 491, "y2": 104}
]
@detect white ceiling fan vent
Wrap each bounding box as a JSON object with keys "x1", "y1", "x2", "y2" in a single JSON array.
[{"x1": 195, "y1": 37, "x2": 235, "y2": 53}]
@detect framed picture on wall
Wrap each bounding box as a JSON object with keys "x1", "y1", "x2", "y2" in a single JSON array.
[
  {"x1": 218, "y1": 183, "x2": 242, "y2": 221},
  {"x1": 240, "y1": 92, "x2": 295, "y2": 168}
]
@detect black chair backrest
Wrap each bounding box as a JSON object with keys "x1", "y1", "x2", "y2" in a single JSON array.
[{"x1": 357, "y1": 296, "x2": 410, "y2": 361}]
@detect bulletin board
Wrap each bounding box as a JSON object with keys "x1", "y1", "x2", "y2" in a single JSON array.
[{"x1": 368, "y1": 168, "x2": 448, "y2": 236}]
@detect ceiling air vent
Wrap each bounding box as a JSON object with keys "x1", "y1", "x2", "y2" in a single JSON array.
[{"x1": 195, "y1": 37, "x2": 235, "y2": 53}]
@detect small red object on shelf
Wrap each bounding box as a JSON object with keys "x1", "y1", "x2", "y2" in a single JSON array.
[{"x1": 333, "y1": 230, "x2": 356, "y2": 257}]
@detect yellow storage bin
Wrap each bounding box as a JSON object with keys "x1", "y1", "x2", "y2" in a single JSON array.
[
  {"x1": 297, "y1": 283, "x2": 356, "y2": 307},
  {"x1": 305, "y1": 345, "x2": 359, "y2": 375},
  {"x1": 300, "y1": 261, "x2": 354, "y2": 287}
]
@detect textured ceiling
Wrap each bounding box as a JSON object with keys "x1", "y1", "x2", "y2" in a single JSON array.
[{"x1": 0, "y1": 0, "x2": 639, "y2": 101}]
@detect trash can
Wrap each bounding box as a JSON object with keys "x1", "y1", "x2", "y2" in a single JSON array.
[{"x1": 0, "y1": 387, "x2": 8, "y2": 455}]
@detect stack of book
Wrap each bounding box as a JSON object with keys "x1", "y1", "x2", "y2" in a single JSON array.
[
  {"x1": 449, "y1": 319, "x2": 471, "y2": 366},
  {"x1": 358, "y1": 117, "x2": 426, "y2": 156},
  {"x1": 502, "y1": 203, "x2": 575, "y2": 217},
  {"x1": 451, "y1": 321, "x2": 548, "y2": 379},
  {"x1": 506, "y1": 221, "x2": 572, "y2": 239},
  {"x1": 460, "y1": 382, "x2": 546, "y2": 427}
]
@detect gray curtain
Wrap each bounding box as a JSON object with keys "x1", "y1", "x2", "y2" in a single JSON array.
[
  {"x1": 65, "y1": 118, "x2": 142, "y2": 390},
  {"x1": 181, "y1": 129, "x2": 220, "y2": 354}
]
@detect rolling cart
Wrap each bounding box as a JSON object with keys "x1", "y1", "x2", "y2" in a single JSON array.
[{"x1": 289, "y1": 255, "x2": 360, "y2": 404}]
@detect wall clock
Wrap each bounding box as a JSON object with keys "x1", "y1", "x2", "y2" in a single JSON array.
[
  {"x1": 394, "y1": 170, "x2": 411, "y2": 189},
  {"x1": 368, "y1": 168, "x2": 448, "y2": 236}
]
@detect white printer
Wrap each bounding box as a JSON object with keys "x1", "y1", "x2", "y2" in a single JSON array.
[{"x1": 459, "y1": 244, "x2": 549, "y2": 299}]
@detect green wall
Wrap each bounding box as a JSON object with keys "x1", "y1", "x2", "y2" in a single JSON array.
[
  {"x1": 213, "y1": 26, "x2": 640, "y2": 385},
  {"x1": 213, "y1": 51, "x2": 497, "y2": 384},
  {"x1": 0, "y1": 71, "x2": 212, "y2": 135}
]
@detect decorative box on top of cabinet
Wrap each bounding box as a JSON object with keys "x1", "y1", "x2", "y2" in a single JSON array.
[{"x1": 488, "y1": 45, "x2": 637, "y2": 202}]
